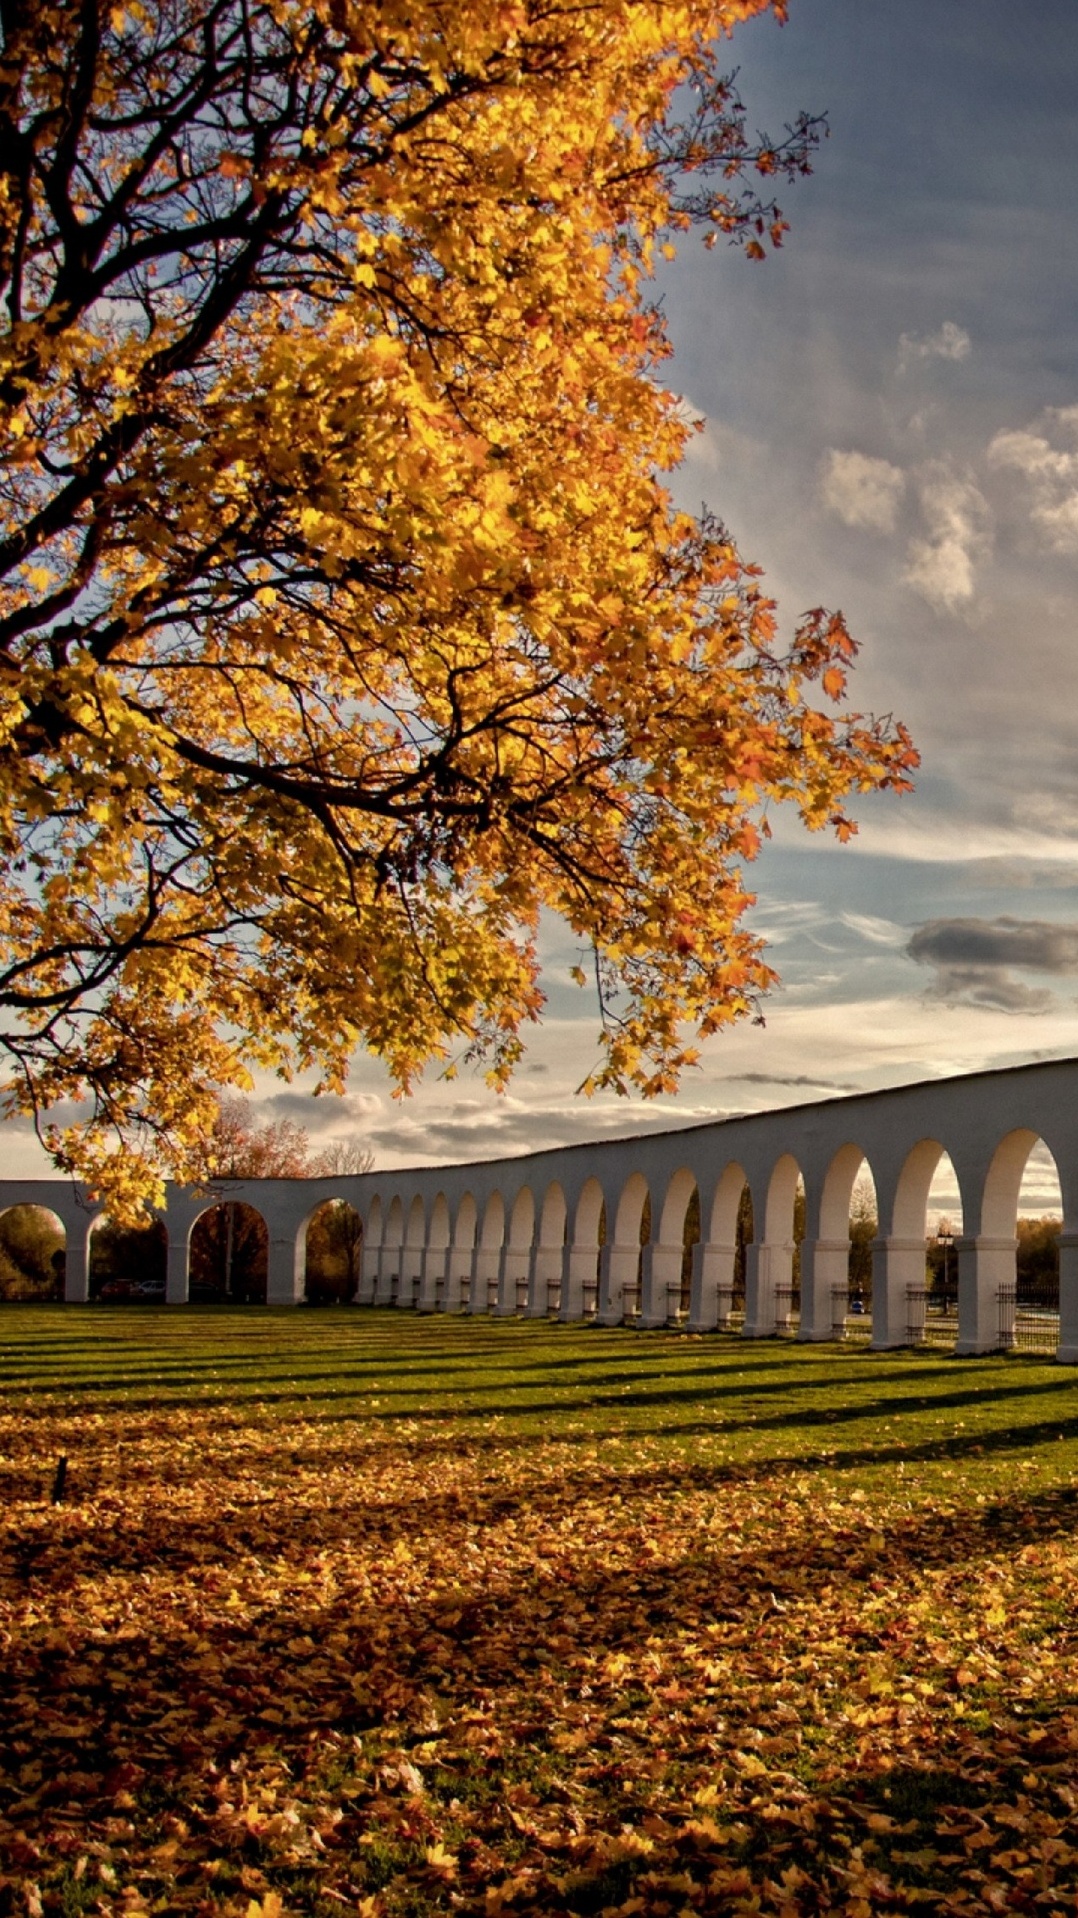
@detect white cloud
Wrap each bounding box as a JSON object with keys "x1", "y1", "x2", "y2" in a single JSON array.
[
  {"x1": 988, "y1": 406, "x2": 1078, "y2": 554},
  {"x1": 898, "y1": 320, "x2": 972, "y2": 369},
  {"x1": 839, "y1": 910, "x2": 907, "y2": 946},
  {"x1": 904, "y1": 463, "x2": 990, "y2": 610},
  {"x1": 821, "y1": 448, "x2": 906, "y2": 532}
]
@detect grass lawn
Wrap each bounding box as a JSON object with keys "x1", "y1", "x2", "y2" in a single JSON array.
[{"x1": 3, "y1": 1310, "x2": 1078, "y2": 1917}]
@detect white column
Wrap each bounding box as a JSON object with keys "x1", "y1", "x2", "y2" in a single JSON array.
[
  {"x1": 418, "y1": 1244, "x2": 447, "y2": 1312},
  {"x1": 799, "y1": 1237, "x2": 848, "y2": 1341},
  {"x1": 743, "y1": 1240, "x2": 792, "y2": 1337},
  {"x1": 266, "y1": 1233, "x2": 303, "y2": 1305},
  {"x1": 527, "y1": 1244, "x2": 563, "y2": 1318},
  {"x1": 687, "y1": 1240, "x2": 735, "y2": 1332},
  {"x1": 496, "y1": 1244, "x2": 530, "y2": 1316},
  {"x1": 380, "y1": 1250, "x2": 393, "y2": 1306},
  {"x1": 871, "y1": 1236, "x2": 925, "y2": 1348},
  {"x1": 397, "y1": 1248, "x2": 422, "y2": 1308},
  {"x1": 166, "y1": 1236, "x2": 190, "y2": 1305},
  {"x1": 64, "y1": 1237, "x2": 90, "y2": 1304},
  {"x1": 560, "y1": 1243, "x2": 596, "y2": 1321},
  {"x1": 639, "y1": 1242, "x2": 682, "y2": 1328},
  {"x1": 597, "y1": 1242, "x2": 639, "y2": 1324},
  {"x1": 357, "y1": 1241, "x2": 380, "y2": 1304},
  {"x1": 955, "y1": 1234, "x2": 1017, "y2": 1356},
  {"x1": 445, "y1": 1244, "x2": 472, "y2": 1311},
  {"x1": 1057, "y1": 1231, "x2": 1078, "y2": 1362},
  {"x1": 471, "y1": 1244, "x2": 500, "y2": 1313}
]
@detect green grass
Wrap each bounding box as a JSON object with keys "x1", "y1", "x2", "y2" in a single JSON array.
[
  {"x1": 4, "y1": 1304, "x2": 1078, "y2": 1496},
  {"x1": 4, "y1": 1309, "x2": 1078, "y2": 1917}
]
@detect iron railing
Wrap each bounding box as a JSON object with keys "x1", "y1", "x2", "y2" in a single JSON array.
[{"x1": 997, "y1": 1282, "x2": 1059, "y2": 1354}]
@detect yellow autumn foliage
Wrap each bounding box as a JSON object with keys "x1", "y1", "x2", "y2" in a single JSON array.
[{"x1": 0, "y1": 0, "x2": 915, "y2": 1212}]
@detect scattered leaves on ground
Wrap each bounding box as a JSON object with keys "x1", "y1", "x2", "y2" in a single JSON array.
[{"x1": 3, "y1": 1311, "x2": 1078, "y2": 1915}]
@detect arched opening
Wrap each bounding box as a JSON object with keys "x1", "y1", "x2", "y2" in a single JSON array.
[
  {"x1": 400, "y1": 1195, "x2": 425, "y2": 1308},
  {"x1": 654, "y1": 1168, "x2": 698, "y2": 1324},
  {"x1": 89, "y1": 1213, "x2": 168, "y2": 1302},
  {"x1": 190, "y1": 1202, "x2": 268, "y2": 1303},
  {"x1": 759, "y1": 1153, "x2": 803, "y2": 1336},
  {"x1": 574, "y1": 1177, "x2": 606, "y2": 1320},
  {"x1": 613, "y1": 1171, "x2": 650, "y2": 1321},
  {"x1": 452, "y1": 1193, "x2": 478, "y2": 1311},
  {"x1": 702, "y1": 1164, "x2": 751, "y2": 1331},
  {"x1": 741, "y1": 1153, "x2": 803, "y2": 1337},
  {"x1": 535, "y1": 1182, "x2": 568, "y2": 1317},
  {"x1": 426, "y1": 1194, "x2": 451, "y2": 1311},
  {"x1": 984, "y1": 1132, "x2": 1063, "y2": 1354},
  {"x1": 890, "y1": 1141, "x2": 964, "y2": 1347},
  {"x1": 477, "y1": 1192, "x2": 505, "y2": 1313},
  {"x1": 304, "y1": 1199, "x2": 363, "y2": 1305},
  {"x1": 815, "y1": 1143, "x2": 877, "y2": 1341},
  {"x1": 360, "y1": 1195, "x2": 383, "y2": 1303},
  {"x1": 381, "y1": 1196, "x2": 404, "y2": 1305},
  {"x1": 505, "y1": 1187, "x2": 535, "y2": 1314},
  {"x1": 0, "y1": 1205, "x2": 66, "y2": 1302}
]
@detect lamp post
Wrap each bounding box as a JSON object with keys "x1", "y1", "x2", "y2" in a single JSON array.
[{"x1": 936, "y1": 1225, "x2": 955, "y2": 1314}]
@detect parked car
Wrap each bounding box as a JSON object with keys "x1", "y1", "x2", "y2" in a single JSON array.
[
  {"x1": 848, "y1": 1297, "x2": 867, "y2": 1316},
  {"x1": 98, "y1": 1277, "x2": 133, "y2": 1301},
  {"x1": 130, "y1": 1279, "x2": 167, "y2": 1300}
]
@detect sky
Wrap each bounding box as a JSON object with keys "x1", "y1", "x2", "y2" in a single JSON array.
[{"x1": 8, "y1": 0, "x2": 1078, "y2": 1212}]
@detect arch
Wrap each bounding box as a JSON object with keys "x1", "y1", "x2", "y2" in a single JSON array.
[
  {"x1": 481, "y1": 1191, "x2": 505, "y2": 1248},
  {"x1": 429, "y1": 1193, "x2": 451, "y2": 1248},
  {"x1": 399, "y1": 1194, "x2": 425, "y2": 1308},
  {"x1": 357, "y1": 1193, "x2": 383, "y2": 1304},
  {"x1": 764, "y1": 1152, "x2": 801, "y2": 1245},
  {"x1": 643, "y1": 1167, "x2": 699, "y2": 1326},
  {"x1": 614, "y1": 1169, "x2": 649, "y2": 1246},
  {"x1": 658, "y1": 1166, "x2": 697, "y2": 1245},
  {"x1": 499, "y1": 1186, "x2": 536, "y2": 1315},
  {"x1": 980, "y1": 1128, "x2": 1044, "y2": 1239},
  {"x1": 598, "y1": 1170, "x2": 650, "y2": 1323},
  {"x1": 574, "y1": 1176, "x2": 605, "y2": 1246},
  {"x1": 473, "y1": 1190, "x2": 506, "y2": 1313},
  {"x1": 445, "y1": 1192, "x2": 478, "y2": 1312},
  {"x1": 566, "y1": 1175, "x2": 606, "y2": 1320},
  {"x1": 376, "y1": 1194, "x2": 404, "y2": 1304},
  {"x1": 802, "y1": 1142, "x2": 877, "y2": 1342},
  {"x1": 454, "y1": 1192, "x2": 478, "y2": 1248},
  {"x1": 189, "y1": 1199, "x2": 269, "y2": 1303},
  {"x1": 366, "y1": 1194, "x2": 384, "y2": 1248},
  {"x1": 0, "y1": 1203, "x2": 67, "y2": 1303},
  {"x1": 304, "y1": 1198, "x2": 363, "y2": 1304},
  {"x1": 419, "y1": 1193, "x2": 452, "y2": 1313},
  {"x1": 508, "y1": 1186, "x2": 535, "y2": 1248},
  {"x1": 527, "y1": 1181, "x2": 568, "y2": 1318},
  {"x1": 875, "y1": 1141, "x2": 963, "y2": 1350},
  {"x1": 384, "y1": 1195, "x2": 405, "y2": 1247},
  {"x1": 539, "y1": 1182, "x2": 568, "y2": 1247},
  {"x1": 982, "y1": 1130, "x2": 1062, "y2": 1356},
  {"x1": 891, "y1": 1139, "x2": 952, "y2": 1239},
  {"x1": 707, "y1": 1161, "x2": 751, "y2": 1247},
  {"x1": 743, "y1": 1152, "x2": 802, "y2": 1338},
  {"x1": 817, "y1": 1142, "x2": 870, "y2": 1244}
]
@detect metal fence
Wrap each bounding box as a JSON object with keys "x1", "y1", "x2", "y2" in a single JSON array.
[{"x1": 996, "y1": 1283, "x2": 1059, "y2": 1355}]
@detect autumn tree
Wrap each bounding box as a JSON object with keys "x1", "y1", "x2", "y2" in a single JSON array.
[
  {"x1": 188, "y1": 1095, "x2": 311, "y2": 1298},
  {"x1": 0, "y1": 0, "x2": 916, "y2": 1214}
]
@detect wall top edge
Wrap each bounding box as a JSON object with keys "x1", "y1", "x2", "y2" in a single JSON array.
[{"x1": 4, "y1": 1054, "x2": 1077, "y2": 1201}]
